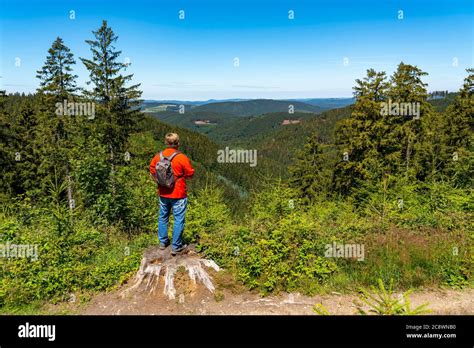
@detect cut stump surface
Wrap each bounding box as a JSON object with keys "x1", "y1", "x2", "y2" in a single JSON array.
[{"x1": 121, "y1": 244, "x2": 220, "y2": 300}]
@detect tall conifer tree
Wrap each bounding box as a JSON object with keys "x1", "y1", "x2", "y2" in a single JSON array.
[
  {"x1": 289, "y1": 133, "x2": 330, "y2": 203},
  {"x1": 332, "y1": 69, "x2": 389, "y2": 194},
  {"x1": 36, "y1": 37, "x2": 78, "y2": 206},
  {"x1": 80, "y1": 20, "x2": 142, "y2": 192}
]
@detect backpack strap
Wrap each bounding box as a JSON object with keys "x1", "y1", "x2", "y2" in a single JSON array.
[
  {"x1": 167, "y1": 150, "x2": 181, "y2": 161},
  {"x1": 159, "y1": 150, "x2": 179, "y2": 161}
]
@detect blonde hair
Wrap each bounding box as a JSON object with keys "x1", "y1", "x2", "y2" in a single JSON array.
[{"x1": 165, "y1": 133, "x2": 180, "y2": 147}]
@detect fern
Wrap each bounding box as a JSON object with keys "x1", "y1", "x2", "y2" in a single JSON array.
[
  {"x1": 313, "y1": 303, "x2": 330, "y2": 315},
  {"x1": 354, "y1": 278, "x2": 431, "y2": 315}
]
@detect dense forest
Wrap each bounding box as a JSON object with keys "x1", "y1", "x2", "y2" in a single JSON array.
[{"x1": 0, "y1": 21, "x2": 472, "y2": 312}]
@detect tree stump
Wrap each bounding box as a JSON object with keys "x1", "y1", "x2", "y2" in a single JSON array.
[{"x1": 121, "y1": 244, "x2": 220, "y2": 300}]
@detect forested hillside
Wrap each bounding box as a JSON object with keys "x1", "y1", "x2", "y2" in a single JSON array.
[
  {"x1": 191, "y1": 99, "x2": 322, "y2": 116},
  {"x1": 0, "y1": 20, "x2": 472, "y2": 312},
  {"x1": 199, "y1": 111, "x2": 319, "y2": 143},
  {"x1": 429, "y1": 92, "x2": 458, "y2": 112},
  {"x1": 148, "y1": 109, "x2": 238, "y2": 134},
  {"x1": 287, "y1": 98, "x2": 354, "y2": 109}
]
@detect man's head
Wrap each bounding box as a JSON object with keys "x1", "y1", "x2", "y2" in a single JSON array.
[{"x1": 165, "y1": 132, "x2": 180, "y2": 148}]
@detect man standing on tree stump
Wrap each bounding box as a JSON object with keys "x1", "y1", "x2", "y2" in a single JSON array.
[{"x1": 150, "y1": 133, "x2": 195, "y2": 256}]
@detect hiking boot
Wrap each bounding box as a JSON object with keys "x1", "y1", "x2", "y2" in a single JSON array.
[
  {"x1": 171, "y1": 244, "x2": 188, "y2": 256},
  {"x1": 159, "y1": 242, "x2": 170, "y2": 250}
]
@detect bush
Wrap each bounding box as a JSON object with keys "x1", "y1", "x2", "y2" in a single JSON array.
[
  {"x1": 185, "y1": 186, "x2": 234, "y2": 265},
  {"x1": 0, "y1": 204, "x2": 155, "y2": 309},
  {"x1": 235, "y1": 184, "x2": 339, "y2": 294}
]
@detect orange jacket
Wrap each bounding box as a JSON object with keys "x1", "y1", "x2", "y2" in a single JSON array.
[{"x1": 150, "y1": 148, "x2": 195, "y2": 198}]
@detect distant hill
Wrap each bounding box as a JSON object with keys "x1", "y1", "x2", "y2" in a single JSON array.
[
  {"x1": 191, "y1": 99, "x2": 322, "y2": 117},
  {"x1": 428, "y1": 92, "x2": 458, "y2": 112},
  {"x1": 141, "y1": 99, "x2": 249, "y2": 108},
  {"x1": 148, "y1": 109, "x2": 321, "y2": 143},
  {"x1": 141, "y1": 98, "x2": 352, "y2": 117},
  {"x1": 141, "y1": 93, "x2": 454, "y2": 116},
  {"x1": 142, "y1": 103, "x2": 194, "y2": 113},
  {"x1": 204, "y1": 112, "x2": 318, "y2": 143},
  {"x1": 287, "y1": 98, "x2": 355, "y2": 109},
  {"x1": 144, "y1": 99, "x2": 325, "y2": 140},
  {"x1": 141, "y1": 98, "x2": 354, "y2": 111},
  {"x1": 248, "y1": 106, "x2": 353, "y2": 177},
  {"x1": 148, "y1": 110, "x2": 239, "y2": 134}
]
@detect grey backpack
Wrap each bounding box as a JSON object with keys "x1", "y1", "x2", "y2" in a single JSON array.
[{"x1": 155, "y1": 151, "x2": 180, "y2": 188}]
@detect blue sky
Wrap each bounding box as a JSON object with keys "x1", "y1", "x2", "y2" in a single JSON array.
[{"x1": 1, "y1": 0, "x2": 473, "y2": 100}]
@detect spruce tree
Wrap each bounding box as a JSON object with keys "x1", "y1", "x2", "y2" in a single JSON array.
[
  {"x1": 440, "y1": 69, "x2": 474, "y2": 186},
  {"x1": 6, "y1": 95, "x2": 39, "y2": 195},
  {"x1": 80, "y1": 20, "x2": 142, "y2": 189},
  {"x1": 36, "y1": 37, "x2": 78, "y2": 206},
  {"x1": 332, "y1": 69, "x2": 389, "y2": 194},
  {"x1": 387, "y1": 62, "x2": 432, "y2": 179},
  {"x1": 289, "y1": 133, "x2": 330, "y2": 203},
  {"x1": 0, "y1": 91, "x2": 16, "y2": 197},
  {"x1": 36, "y1": 37, "x2": 78, "y2": 98},
  {"x1": 332, "y1": 63, "x2": 436, "y2": 195}
]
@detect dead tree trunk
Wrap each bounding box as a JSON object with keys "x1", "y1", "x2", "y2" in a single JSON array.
[{"x1": 66, "y1": 162, "x2": 73, "y2": 210}]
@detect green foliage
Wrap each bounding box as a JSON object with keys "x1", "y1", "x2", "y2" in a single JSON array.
[
  {"x1": 331, "y1": 64, "x2": 474, "y2": 196},
  {"x1": 232, "y1": 183, "x2": 338, "y2": 294},
  {"x1": 187, "y1": 186, "x2": 230, "y2": 238},
  {"x1": 192, "y1": 99, "x2": 321, "y2": 117},
  {"x1": 204, "y1": 111, "x2": 317, "y2": 143},
  {"x1": 312, "y1": 303, "x2": 331, "y2": 315},
  {"x1": 0, "y1": 203, "x2": 155, "y2": 308},
  {"x1": 289, "y1": 133, "x2": 334, "y2": 203},
  {"x1": 354, "y1": 279, "x2": 431, "y2": 315},
  {"x1": 355, "y1": 176, "x2": 473, "y2": 231},
  {"x1": 249, "y1": 106, "x2": 352, "y2": 179},
  {"x1": 440, "y1": 69, "x2": 474, "y2": 187},
  {"x1": 74, "y1": 140, "x2": 110, "y2": 209},
  {"x1": 314, "y1": 279, "x2": 432, "y2": 315},
  {"x1": 36, "y1": 37, "x2": 78, "y2": 97},
  {"x1": 1, "y1": 24, "x2": 472, "y2": 315},
  {"x1": 185, "y1": 185, "x2": 233, "y2": 260},
  {"x1": 429, "y1": 92, "x2": 458, "y2": 112},
  {"x1": 232, "y1": 190, "x2": 361, "y2": 294},
  {"x1": 333, "y1": 68, "x2": 390, "y2": 193}
]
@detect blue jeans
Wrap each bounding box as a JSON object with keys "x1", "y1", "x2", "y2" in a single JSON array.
[{"x1": 158, "y1": 197, "x2": 188, "y2": 250}]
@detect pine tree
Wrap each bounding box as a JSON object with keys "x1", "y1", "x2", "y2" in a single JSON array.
[
  {"x1": 332, "y1": 63, "x2": 438, "y2": 196},
  {"x1": 36, "y1": 37, "x2": 78, "y2": 206},
  {"x1": 289, "y1": 133, "x2": 331, "y2": 203},
  {"x1": 36, "y1": 37, "x2": 78, "y2": 98},
  {"x1": 4, "y1": 94, "x2": 40, "y2": 195},
  {"x1": 80, "y1": 20, "x2": 142, "y2": 190},
  {"x1": 332, "y1": 69, "x2": 389, "y2": 194},
  {"x1": 440, "y1": 68, "x2": 474, "y2": 186},
  {"x1": 386, "y1": 62, "x2": 432, "y2": 179},
  {"x1": 0, "y1": 91, "x2": 16, "y2": 197}
]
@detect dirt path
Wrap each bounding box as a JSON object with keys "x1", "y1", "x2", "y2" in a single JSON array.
[
  {"x1": 52, "y1": 279, "x2": 474, "y2": 315},
  {"x1": 45, "y1": 248, "x2": 473, "y2": 315}
]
